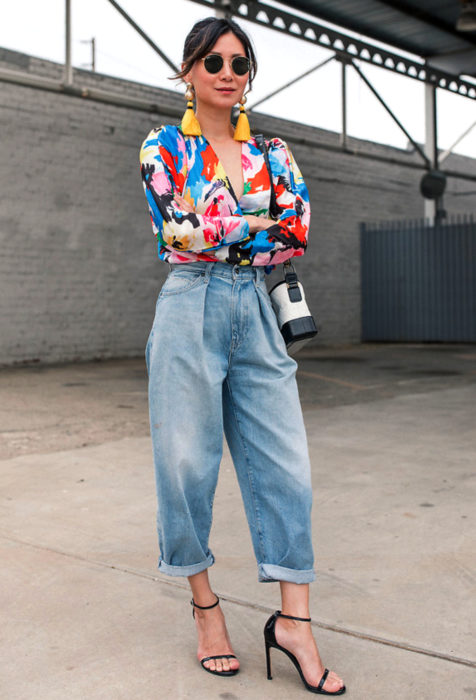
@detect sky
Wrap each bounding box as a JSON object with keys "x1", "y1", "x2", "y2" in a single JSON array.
[{"x1": 1, "y1": 0, "x2": 475, "y2": 158}]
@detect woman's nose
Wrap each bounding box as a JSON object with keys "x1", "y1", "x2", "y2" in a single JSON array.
[{"x1": 220, "y1": 62, "x2": 233, "y2": 79}]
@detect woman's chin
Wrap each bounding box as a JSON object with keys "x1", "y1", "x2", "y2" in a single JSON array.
[
  {"x1": 214, "y1": 90, "x2": 238, "y2": 102},
  {"x1": 202, "y1": 95, "x2": 238, "y2": 111}
]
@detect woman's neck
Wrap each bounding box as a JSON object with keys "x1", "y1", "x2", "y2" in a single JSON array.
[{"x1": 195, "y1": 102, "x2": 234, "y2": 142}]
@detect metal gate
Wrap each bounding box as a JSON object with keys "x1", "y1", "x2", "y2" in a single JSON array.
[{"x1": 360, "y1": 216, "x2": 476, "y2": 342}]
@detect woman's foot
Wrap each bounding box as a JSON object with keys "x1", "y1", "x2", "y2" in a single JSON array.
[
  {"x1": 274, "y1": 615, "x2": 344, "y2": 693},
  {"x1": 192, "y1": 595, "x2": 240, "y2": 674}
]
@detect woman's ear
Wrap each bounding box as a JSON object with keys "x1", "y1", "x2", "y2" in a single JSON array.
[{"x1": 182, "y1": 63, "x2": 192, "y2": 85}]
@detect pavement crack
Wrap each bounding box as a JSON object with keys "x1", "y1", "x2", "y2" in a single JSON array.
[{"x1": 2, "y1": 532, "x2": 475, "y2": 670}]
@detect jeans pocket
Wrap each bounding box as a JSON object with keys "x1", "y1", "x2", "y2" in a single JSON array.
[{"x1": 158, "y1": 269, "x2": 206, "y2": 298}]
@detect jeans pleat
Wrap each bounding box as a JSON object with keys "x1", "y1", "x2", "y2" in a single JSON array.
[{"x1": 146, "y1": 261, "x2": 315, "y2": 582}]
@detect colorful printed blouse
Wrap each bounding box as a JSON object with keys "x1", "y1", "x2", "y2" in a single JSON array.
[{"x1": 139, "y1": 124, "x2": 310, "y2": 273}]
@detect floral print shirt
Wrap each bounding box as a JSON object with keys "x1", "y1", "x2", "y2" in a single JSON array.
[{"x1": 139, "y1": 124, "x2": 310, "y2": 273}]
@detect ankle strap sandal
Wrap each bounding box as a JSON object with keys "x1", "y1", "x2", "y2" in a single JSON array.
[
  {"x1": 190, "y1": 595, "x2": 239, "y2": 677},
  {"x1": 190, "y1": 594, "x2": 220, "y2": 619},
  {"x1": 264, "y1": 610, "x2": 346, "y2": 695}
]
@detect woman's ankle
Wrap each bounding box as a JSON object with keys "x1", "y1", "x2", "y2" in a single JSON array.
[{"x1": 192, "y1": 592, "x2": 219, "y2": 608}]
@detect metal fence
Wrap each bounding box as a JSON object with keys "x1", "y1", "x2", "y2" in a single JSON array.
[{"x1": 360, "y1": 215, "x2": 476, "y2": 342}]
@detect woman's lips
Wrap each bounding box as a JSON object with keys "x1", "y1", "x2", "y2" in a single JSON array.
[{"x1": 216, "y1": 88, "x2": 235, "y2": 93}]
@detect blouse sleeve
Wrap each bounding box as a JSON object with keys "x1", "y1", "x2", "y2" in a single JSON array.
[
  {"x1": 265, "y1": 137, "x2": 310, "y2": 258},
  {"x1": 139, "y1": 126, "x2": 250, "y2": 255}
]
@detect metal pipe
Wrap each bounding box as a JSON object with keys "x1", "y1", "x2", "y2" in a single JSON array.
[
  {"x1": 424, "y1": 83, "x2": 438, "y2": 221},
  {"x1": 425, "y1": 84, "x2": 438, "y2": 170},
  {"x1": 64, "y1": 0, "x2": 73, "y2": 86},
  {"x1": 0, "y1": 65, "x2": 181, "y2": 116},
  {"x1": 341, "y1": 58, "x2": 347, "y2": 149},
  {"x1": 1, "y1": 66, "x2": 475, "y2": 183},
  {"x1": 351, "y1": 59, "x2": 430, "y2": 166},
  {"x1": 439, "y1": 118, "x2": 476, "y2": 165},
  {"x1": 248, "y1": 55, "x2": 334, "y2": 111},
  {"x1": 106, "y1": 0, "x2": 178, "y2": 73}
]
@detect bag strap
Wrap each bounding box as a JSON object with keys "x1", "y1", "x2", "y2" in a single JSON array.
[
  {"x1": 254, "y1": 134, "x2": 281, "y2": 220},
  {"x1": 255, "y1": 134, "x2": 301, "y2": 297}
]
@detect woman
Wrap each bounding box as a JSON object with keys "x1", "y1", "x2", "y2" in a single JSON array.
[{"x1": 139, "y1": 16, "x2": 345, "y2": 696}]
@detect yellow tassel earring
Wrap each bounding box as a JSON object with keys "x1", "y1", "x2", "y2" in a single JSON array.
[
  {"x1": 234, "y1": 95, "x2": 251, "y2": 141},
  {"x1": 181, "y1": 83, "x2": 201, "y2": 136}
]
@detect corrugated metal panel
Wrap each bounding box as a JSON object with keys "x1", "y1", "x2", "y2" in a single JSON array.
[{"x1": 361, "y1": 216, "x2": 476, "y2": 342}]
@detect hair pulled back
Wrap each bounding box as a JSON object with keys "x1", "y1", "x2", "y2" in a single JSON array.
[{"x1": 174, "y1": 17, "x2": 257, "y2": 90}]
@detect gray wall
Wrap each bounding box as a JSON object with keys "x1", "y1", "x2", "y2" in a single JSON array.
[{"x1": 1, "y1": 47, "x2": 475, "y2": 366}]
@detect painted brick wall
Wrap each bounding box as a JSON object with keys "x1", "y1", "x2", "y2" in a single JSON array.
[{"x1": 1, "y1": 48, "x2": 475, "y2": 365}]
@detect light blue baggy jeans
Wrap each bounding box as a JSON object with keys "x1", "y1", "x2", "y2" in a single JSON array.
[{"x1": 145, "y1": 260, "x2": 315, "y2": 584}]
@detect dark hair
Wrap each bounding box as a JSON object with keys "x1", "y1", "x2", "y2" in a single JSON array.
[{"x1": 174, "y1": 17, "x2": 257, "y2": 89}]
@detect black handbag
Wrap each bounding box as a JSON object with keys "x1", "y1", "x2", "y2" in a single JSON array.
[{"x1": 255, "y1": 134, "x2": 318, "y2": 355}]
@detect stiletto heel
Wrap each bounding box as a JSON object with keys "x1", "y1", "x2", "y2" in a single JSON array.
[
  {"x1": 265, "y1": 640, "x2": 272, "y2": 679},
  {"x1": 191, "y1": 594, "x2": 239, "y2": 677},
  {"x1": 263, "y1": 610, "x2": 345, "y2": 695}
]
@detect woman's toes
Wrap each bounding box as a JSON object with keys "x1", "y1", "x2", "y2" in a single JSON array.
[
  {"x1": 204, "y1": 659, "x2": 216, "y2": 672},
  {"x1": 323, "y1": 671, "x2": 344, "y2": 691}
]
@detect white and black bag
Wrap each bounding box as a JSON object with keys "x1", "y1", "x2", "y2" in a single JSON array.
[{"x1": 255, "y1": 134, "x2": 318, "y2": 355}]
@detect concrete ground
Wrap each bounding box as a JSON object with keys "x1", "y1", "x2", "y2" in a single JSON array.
[{"x1": 1, "y1": 343, "x2": 475, "y2": 699}]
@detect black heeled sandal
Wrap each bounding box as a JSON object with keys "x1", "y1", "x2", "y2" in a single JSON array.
[
  {"x1": 191, "y1": 594, "x2": 239, "y2": 677},
  {"x1": 264, "y1": 611, "x2": 346, "y2": 695}
]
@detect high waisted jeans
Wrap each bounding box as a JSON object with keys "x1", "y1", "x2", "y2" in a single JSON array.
[{"x1": 145, "y1": 260, "x2": 315, "y2": 583}]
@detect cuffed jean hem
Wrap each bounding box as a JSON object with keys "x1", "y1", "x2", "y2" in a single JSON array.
[
  {"x1": 258, "y1": 563, "x2": 316, "y2": 584},
  {"x1": 157, "y1": 552, "x2": 215, "y2": 577}
]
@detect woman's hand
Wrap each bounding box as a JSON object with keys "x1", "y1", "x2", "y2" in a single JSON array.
[
  {"x1": 173, "y1": 195, "x2": 274, "y2": 234},
  {"x1": 174, "y1": 193, "x2": 195, "y2": 213},
  {"x1": 244, "y1": 215, "x2": 276, "y2": 233}
]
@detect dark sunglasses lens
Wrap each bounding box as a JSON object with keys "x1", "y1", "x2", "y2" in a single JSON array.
[
  {"x1": 204, "y1": 55, "x2": 223, "y2": 73},
  {"x1": 232, "y1": 57, "x2": 250, "y2": 75}
]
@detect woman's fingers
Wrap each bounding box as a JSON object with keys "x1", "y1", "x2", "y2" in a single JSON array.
[
  {"x1": 174, "y1": 193, "x2": 195, "y2": 213},
  {"x1": 244, "y1": 215, "x2": 275, "y2": 233}
]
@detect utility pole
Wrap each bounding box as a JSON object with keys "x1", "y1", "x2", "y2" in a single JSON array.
[
  {"x1": 81, "y1": 38, "x2": 96, "y2": 72},
  {"x1": 64, "y1": 0, "x2": 73, "y2": 86}
]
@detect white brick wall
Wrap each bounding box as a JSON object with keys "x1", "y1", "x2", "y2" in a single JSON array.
[{"x1": 1, "y1": 47, "x2": 475, "y2": 365}]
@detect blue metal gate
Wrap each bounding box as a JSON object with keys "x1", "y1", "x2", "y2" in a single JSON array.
[{"x1": 360, "y1": 216, "x2": 476, "y2": 342}]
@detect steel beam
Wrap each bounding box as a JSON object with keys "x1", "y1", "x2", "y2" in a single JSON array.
[
  {"x1": 351, "y1": 60, "x2": 430, "y2": 166},
  {"x1": 1, "y1": 65, "x2": 476, "y2": 184},
  {"x1": 248, "y1": 55, "x2": 334, "y2": 112},
  {"x1": 425, "y1": 84, "x2": 438, "y2": 170},
  {"x1": 106, "y1": 0, "x2": 178, "y2": 73},
  {"x1": 439, "y1": 119, "x2": 476, "y2": 165},
  {"x1": 340, "y1": 58, "x2": 348, "y2": 149},
  {"x1": 214, "y1": 0, "x2": 232, "y2": 18},
  {"x1": 424, "y1": 84, "x2": 439, "y2": 222},
  {"x1": 187, "y1": 0, "x2": 476, "y2": 100},
  {"x1": 424, "y1": 84, "x2": 436, "y2": 221}
]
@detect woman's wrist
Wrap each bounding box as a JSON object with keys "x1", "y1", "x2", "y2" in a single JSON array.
[{"x1": 244, "y1": 215, "x2": 275, "y2": 233}]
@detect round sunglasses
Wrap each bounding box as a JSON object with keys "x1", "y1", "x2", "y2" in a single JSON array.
[{"x1": 202, "y1": 54, "x2": 250, "y2": 76}]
